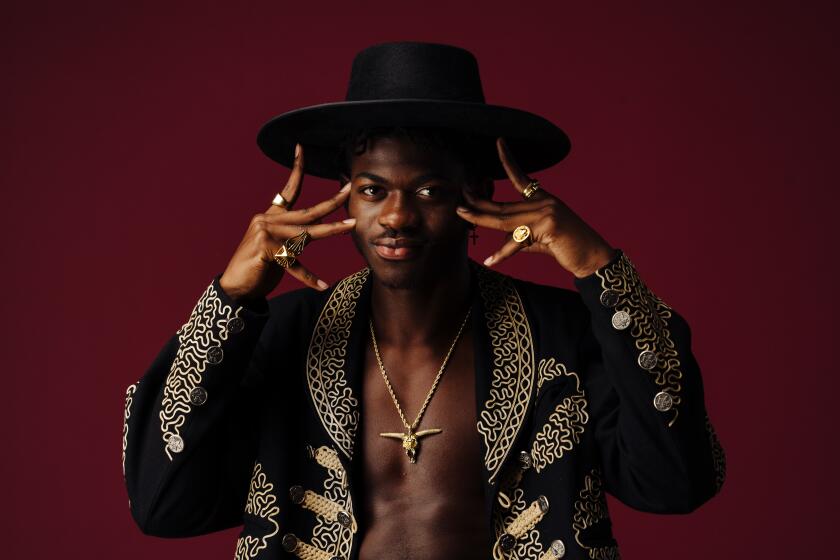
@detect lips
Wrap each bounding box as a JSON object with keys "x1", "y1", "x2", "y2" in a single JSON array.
[{"x1": 372, "y1": 238, "x2": 424, "y2": 261}]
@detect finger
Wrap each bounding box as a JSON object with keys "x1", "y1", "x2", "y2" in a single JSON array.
[
  {"x1": 463, "y1": 190, "x2": 553, "y2": 215},
  {"x1": 483, "y1": 236, "x2": 526, "y2": 267},
  {"x1": 281, "y1": 143, "x2": 305, "y2": 207},
  {"x1": 266, "y1": 143, "x2": 304, "y2": 214},
  {"x1": 456, "y1": 205, "x2": 550, "y2": 232},
  {"x1": 497, "y1": 137, "x2": 532, "y2": 193},
  {"x1": 265, "y1": 218, "x2": 356, "y2": 241},
  {"x1": 272, "y1": 182, "x2": 352, "y2": 224},
  {"x1": 285, "y1": 259, "x2": 330, "y2": 291},
  {"x1": 518, "y1": 242, "x2": 552, "y2": 255}
]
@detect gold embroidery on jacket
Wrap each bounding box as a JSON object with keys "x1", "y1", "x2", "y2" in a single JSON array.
[
  {"x1": 496, "y1": 465, "x2": 524, "y2": 510},
  {"x1": 536, "y1": 356, "x2": 568, "y2": 396},
  {"x1": 159, "y1": 283, "x2": 242, "y2": 459},
  {"x1": 310, "y1": 447, "x2": 355, "y2": 559},
  {"x1": 235, "y1": 463, "x2": 280, "y2": 559},
  {"x1": 311, "y1": 445, "x2": 343, "y2": 472},
  {"x1": 122, "y1": 382, "x2": 138, "y2": 476},
  {"x1": 492, "y1": 487, "x2": 544, "y2": 560},
  {"x1": 287, "y1": 539, "x2": 333, "y2": 560},
  {"x1": 306, "y1": 269, "x2": 369, "y2": 460},
  {"x1": 573, "y1": 469, "x2": 620, "y2": 559},
  {"x1": 706, "y1": 414, "x2": 726, "y2": 494},
  {"x1": 300, "y1": 489, "x2": 357, "y2": 532},
  {"x1": 309, "y1": 445, "x2": 348, "y2": 489},
  {"x1": 477, "y1": 267, "x2": 536, "y2": 484},
  {"x1": 595, "y1": 252, "x2": 682, "y2": 426},
  {"x1": 531, "y1": 359, "x2": 589, "y2": 473}
]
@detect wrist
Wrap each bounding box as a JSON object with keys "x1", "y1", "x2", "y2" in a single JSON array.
[
  {"x1": 571, "y1": 246, "x2": 618, "y2": 279},
  {"x1": 218, "y1": 275, "x2": 249, "y2": 303}
]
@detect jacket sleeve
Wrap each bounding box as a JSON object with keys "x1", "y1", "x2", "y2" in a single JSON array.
[
  {"x1": 122, "y1": 277, "x2": 270, "y2": 537},
  {"x1": 573, "y1": 248, "x2": 726, "y2": 513}
]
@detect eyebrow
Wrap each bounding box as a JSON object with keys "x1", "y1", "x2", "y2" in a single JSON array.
[{"x1": 353, "y1": 171, "x2": 452, "y2": 186}]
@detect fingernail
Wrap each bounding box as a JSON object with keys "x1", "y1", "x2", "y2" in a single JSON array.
[
  {"x1": 340, "y1": 182, "x2": 351, "y2": 192},
  {"x1": 456, "y1": 206, "x2": 470, "y2": 213},
  {"x1": 342, "y1": 218, "x2": 356, "y2": 224},
  {"x1": 484, "y1": 256, "x2": 494, "y2": 266},
  {"x1": 317, "y1": 279, "x2": 329, "y2": 290},
  {"x1": 294, "y1": 144, "x2": 301, "y2": 159}
]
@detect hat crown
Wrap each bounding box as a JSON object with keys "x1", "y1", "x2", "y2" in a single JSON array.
[{"x1": 345, "y1": 42, "x2": 486, "y2": 103}]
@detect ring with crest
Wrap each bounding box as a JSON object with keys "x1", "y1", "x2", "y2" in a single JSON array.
[{"x1": 512, "y1": 225, "x2": 533, "y2": 246}]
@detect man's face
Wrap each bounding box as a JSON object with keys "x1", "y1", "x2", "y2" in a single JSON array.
[{"x1": 346, "y1": 135, "x2": 474, "y2": 289}]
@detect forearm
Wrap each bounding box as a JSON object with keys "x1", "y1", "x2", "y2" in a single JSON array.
[
  {"x1": 122, "y1": 276, "x2": 269, "y2": 535},
  {"x1": 574, "y1": 249, "x2": 725, "y2": 512}
]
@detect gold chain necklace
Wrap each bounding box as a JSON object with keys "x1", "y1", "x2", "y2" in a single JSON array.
[{"x1": 369, "y1": 308, "x2": 471, "y2": 464}]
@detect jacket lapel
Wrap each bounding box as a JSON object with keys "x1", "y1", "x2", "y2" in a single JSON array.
[
  {"x1": 305, "y1": 268, "x2": 371, "y2": 460},
  {"x1": 303, "y1": 263, "x2": 538, "y2": 500},
  {"x1": 472, "y1": 263, "x2": 537, "y2": 493}
]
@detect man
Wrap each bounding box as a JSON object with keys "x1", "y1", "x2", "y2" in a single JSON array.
[{"x1": 123, "y1": 42, "x2": 725, "y2": 560}]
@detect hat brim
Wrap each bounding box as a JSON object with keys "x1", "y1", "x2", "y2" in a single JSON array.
[{"x1": 256, "y1": 99, "x2": 570, "y2": 180}]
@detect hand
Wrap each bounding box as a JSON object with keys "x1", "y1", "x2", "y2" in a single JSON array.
[
  {"x1": 456, "y1": 137, "x2": 616, "y2": 279},
  {"x1": 219, "y1": 143, "x2": 356, "y2": 302}
]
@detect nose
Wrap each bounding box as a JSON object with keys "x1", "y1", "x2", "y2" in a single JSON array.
[{"x1": 378, "y1": 191, "x2": 420, "y2": 232}]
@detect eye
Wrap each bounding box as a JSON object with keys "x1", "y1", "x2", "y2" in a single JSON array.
[
  {"x1": 359, "y1": 184, "x2": 382, "y2": 197},
  {"x1": 416, "y1": 185, "x2": 440, "y2": 198}
]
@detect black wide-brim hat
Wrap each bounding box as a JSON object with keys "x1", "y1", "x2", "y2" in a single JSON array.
[{"x1": 257, "y1": 42, "x2": 570, "y2": 180}]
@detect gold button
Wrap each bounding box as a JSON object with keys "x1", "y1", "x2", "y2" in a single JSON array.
[
  {"x1": 207, "y1": 346, "x2": 224, "y2": 364},
  {"x1": 336, "y1": 510, "x2": 352, "y2": 528},
  {"x1": 518, "y1": 450, "x2": 532, "y2": 470},
  {"x1": 166, "y1": 435, "x2": 184, "y2": 454},
  {"x1": 537, "y1": 495, "x2": 549, "y2": 513},
  {"x1": 499, "y1": 533, "x2": 516, "y2": 552},
  {"x1": 653, "y1": 391, "x2": 673, "y2": 412},
  {"x1": 611, "y1": 310, "x2": 631, "y2": 330},
  {"x1": 289, "y1": 485, "x2": 305, "y2": 504},
  {"x1": 189, "y1": 387, "x2": 208, "y2": 406},
  {"x1": 637, "y1": 350, "x2": 658, "y2": 371},
  {"x1": 599, "y1": 289, "x2": 620, "y2": 307},
  {"x1": 281, "y1": 533, "x2": 298, "y2": 552},
  {"x1": 226, "y1": 317, "x2": 245, "y2": 334}
]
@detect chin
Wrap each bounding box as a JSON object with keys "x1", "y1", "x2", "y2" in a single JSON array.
[
  {"x1": 371, "y1": 266, "x2": 426, "y2": 290},
  {"x1": 358, "y1": 253, "x2": 425, "y2": 289}
]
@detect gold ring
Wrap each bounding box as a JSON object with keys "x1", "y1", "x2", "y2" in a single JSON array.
[
  {"x1": 522, "y1": 180, "x2": 541, "y2": 200},
  {"x1": 273, "y1": 229, "x2": 311, "y2": 268},
  {"x1": 512, "y1": 225, "x2": 532, "y2": 246},
  {"x1": 271, "y1": 193, "x2": 288, "y2": 208}
]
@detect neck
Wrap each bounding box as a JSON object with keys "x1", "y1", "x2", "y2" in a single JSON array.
[{"x1": 369, "y1": 260, "x2": 472, "y2": 347}]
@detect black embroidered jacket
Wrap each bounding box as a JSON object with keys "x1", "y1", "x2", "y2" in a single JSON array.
[{"x1": 122, "y1": 249, "x2": 726, "y2": 560}]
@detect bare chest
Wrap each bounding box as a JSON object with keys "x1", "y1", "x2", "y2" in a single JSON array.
[{"x1": 357, "y1": 332, "x2": 491, "y2": 559}]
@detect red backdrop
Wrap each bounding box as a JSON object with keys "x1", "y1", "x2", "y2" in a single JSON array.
[{"x1": 3, "y1": 0, "x2": 837, "y2": 557}]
